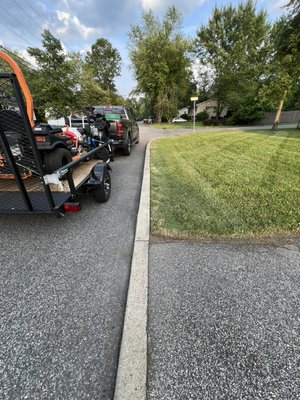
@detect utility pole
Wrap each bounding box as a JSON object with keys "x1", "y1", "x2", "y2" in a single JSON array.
[{"x1": 191, "y1": 96, "x2": 198, "y2": 133}]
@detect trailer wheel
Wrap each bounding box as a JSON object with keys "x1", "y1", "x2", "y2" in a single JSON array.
[
  {"x1": 122, "y1": 134, "x2": 132, "y2": 156},
  {"x1": 94, "y1": 169, "x2": 111, "y2": 202},
  {"x1": 44, "y1": 148, "x2": 72, "y2": 175}
]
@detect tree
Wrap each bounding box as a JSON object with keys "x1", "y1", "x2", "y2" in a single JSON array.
[
  {"x1": 0, "y1": 46, "x2": 32, "y2": 77},
  {"x1": 86, "y1": 38, "x2": 121, "y2": 94},
  {"x1": 258, "y1": 13, "x2": 300, "y2": 130},
  {"x1": 27, "y1": 30, "x2": 78, "y2": 119},
  {"x1": 178, "y1": 76, "x2": 197, "y2": 109},
  {"x1": 77, "y1": 62, "x2": 111, "y2": 106},
  {"x1": 286, "y1": 0, "x2": 300, "y2": 16},
  {"x1": 195, "y1": 0, "x2": 271, "y2": 123},
  {"x1": 128, "y1": 6, "x2": 192, "y2": 122},
  {"x1": 124, "y1": 96, "x2": 143, "y2": 119}
]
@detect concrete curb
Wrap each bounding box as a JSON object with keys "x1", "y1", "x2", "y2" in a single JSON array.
[{"x1": 113, "y1": 142, "x2": 150, "y2": 400}]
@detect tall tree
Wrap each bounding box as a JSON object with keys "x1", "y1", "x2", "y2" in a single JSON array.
[
  {"x1": 286, "y1": 0, "x2": 300, "y2": 16},
  {"x1": 27, "y1": 30, "x2": 78, "y2": 118},
  {"x1": 195, "y1": 0, "x2": 271, "y2": 123},
  {"x1": 86, "y1": 38, "x2": 121, "y2": 94},
  {"x1": 77, "y1": 62, "x2": 111, "y2": 106},
  {"x1": 258, "y1": 11, "x2": 300, "y2": 130},
  {"x1": 128, "y1": 6, "x2": 192, "y2": 122}
]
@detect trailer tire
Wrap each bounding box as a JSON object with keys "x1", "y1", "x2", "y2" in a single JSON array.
[
  {"x1": 94, "y1": 169, "x2": 111, "y2": 202},
  {"x1": 43, "y1": 148, "x2": 72, "y2": 175}
]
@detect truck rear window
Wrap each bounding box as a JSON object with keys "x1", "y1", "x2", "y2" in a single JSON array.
[
  {"x1": 104, "y1": 113, "x2": 122, "y2": 120},
  {"x1": 94, "y1": 106, "x2": 126, "y2": 116}
]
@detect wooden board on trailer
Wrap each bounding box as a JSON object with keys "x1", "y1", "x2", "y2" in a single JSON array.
[{"x1": 0, "y1": 159, "x2": 99, "y2": 193}]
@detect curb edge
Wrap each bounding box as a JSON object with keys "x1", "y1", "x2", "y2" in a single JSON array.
[{"x1": 113, "y1": 141, "x2": 150, "y2": 400}]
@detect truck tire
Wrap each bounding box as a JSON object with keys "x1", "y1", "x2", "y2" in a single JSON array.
[
  {"x1": 43, "y1": 148, "x2": 72, "y2": 175},
  {"x1": 94, "y1": 169, "x2": 111, "y2": 202},
  {"x1": 122, "y1": 134, "x2": 132, "y2": 156}
]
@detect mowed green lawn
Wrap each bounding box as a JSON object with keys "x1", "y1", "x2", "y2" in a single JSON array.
[{"x1": 150, "y1": 129, "x2": 300, "y2": 238}]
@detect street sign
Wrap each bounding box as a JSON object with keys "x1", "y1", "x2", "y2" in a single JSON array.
[{"x1": 191, "y1": 97, "x2": 198, "y2": 133}]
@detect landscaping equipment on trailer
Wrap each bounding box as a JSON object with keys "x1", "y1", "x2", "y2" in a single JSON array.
[{"x1": 0, "y1": 52, "x2": 113, "y2": 216}]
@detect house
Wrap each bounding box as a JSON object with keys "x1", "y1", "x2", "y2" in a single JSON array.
[
  {"x1": 178, "y1": 99, "x2": 228, "y2": 119},
  {"x1": 195, "y1": 99, "x2": 228, "y2": 118},
  {"x1": 177, "y1": 106, "x2": 190, "y2": 117}
]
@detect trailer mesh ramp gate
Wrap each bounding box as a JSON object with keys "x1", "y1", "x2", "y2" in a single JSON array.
[{"x1": 0, "y1": 74, "x2": 71, "y2": 214}]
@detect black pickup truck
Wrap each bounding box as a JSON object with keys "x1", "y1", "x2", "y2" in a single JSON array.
[{"x1": 70, "y1": 105, "x2": 139, "y2": 156}]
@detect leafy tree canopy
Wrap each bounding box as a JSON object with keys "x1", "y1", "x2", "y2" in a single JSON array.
[
  {"x1": 258, "y1": 13, "x2": 300, "y2": 129},
  {"x1": 195, "y1": 0, "x2": 271, "y2": 123},
  {"x1": 86, "y1": 38, "x2": 121, "y2": 94},
  {"x1": 286, "y1": 0, "x2": 300, "y2": 16},
  {"x1": 128, "y1": 6, "x2": 192, "y2": 122},
  {"x1": 27, "y1": 29, "x2": 78, "y2": 118}
]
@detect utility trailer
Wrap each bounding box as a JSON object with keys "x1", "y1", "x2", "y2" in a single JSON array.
[{"x1": 0, "y1": 72, "x2": 112, "y2": 216}]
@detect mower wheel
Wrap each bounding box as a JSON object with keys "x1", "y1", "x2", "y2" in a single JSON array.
[
  {"x1": 44, "y1": 148, "x2": 72, "y2": 175},
  {"x1": 94, "y1": 168, "x2": 111, "y2": 202}
]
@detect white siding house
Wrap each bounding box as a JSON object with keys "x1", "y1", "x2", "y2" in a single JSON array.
[
  {"x1": 177, "y1": 99, "x2": 228, "y2": 118},
  {"x1": 195, "y1": 99, "x2": 228, "y2": 118},
  {"x1": 177, "y1": 106, "x2": 190, "y2": 116}
]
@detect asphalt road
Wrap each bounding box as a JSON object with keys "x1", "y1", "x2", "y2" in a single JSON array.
[
  {"x1": 148, "y1": 238, "x2": 300, "y2": 400},
  {"x1": 1, "y1": 123, "x2": 298, "y2": 400},
  {"x1": 0, "y1": 127, "x2": 155, "y2": 400},
  {"x1": 0, "y1": 123, "x2": 189, "y2": 400}
]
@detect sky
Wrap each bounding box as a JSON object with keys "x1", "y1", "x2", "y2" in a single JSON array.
[{"x1": 0, "y1": 0, "x2": 288, "y2": 98}]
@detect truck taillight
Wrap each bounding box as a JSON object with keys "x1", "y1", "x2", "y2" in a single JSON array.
[
  {"x1": 35, "y1": 136, "x2": 47, "y2": 142},
  {"x1": 116, "y1": 121, "x2": 123, "y2": 136}
]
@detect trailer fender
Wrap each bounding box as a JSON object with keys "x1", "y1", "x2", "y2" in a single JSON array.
[{"x1": 85, "y1": 162, "x2": 108, "y2": 188}]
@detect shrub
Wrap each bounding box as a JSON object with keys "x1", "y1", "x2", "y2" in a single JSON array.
[
  {"x1": 203, "y1": 116, "x2": 227, "y2": 126},
  {"x1": 195, "y1": 111, "x2": 209, "y2": 122},
  {"x1": 180, "y1": 113, "x2": 191, "y2": 121}
]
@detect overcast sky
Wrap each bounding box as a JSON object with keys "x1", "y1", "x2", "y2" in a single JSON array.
[{"x1": 0, "y1": 0, "x2": 288, "y2": 97}]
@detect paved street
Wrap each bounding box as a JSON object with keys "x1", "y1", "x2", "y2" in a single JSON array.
[
  {"x1": 0, "y1": 123, "x2": 190, "y2": 400},
  {"x1": 148, "y1": 238, "x2": 300, "y2": 400},
  {"x1": 0, "y1": 128, "x2": 153, "y2": 400},
  {"x1": 1, "y1": 124, "x2": 298, "y2": 400}
]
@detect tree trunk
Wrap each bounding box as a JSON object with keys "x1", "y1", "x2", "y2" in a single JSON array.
[
  {"x1": 156, "y1": 110, "x2": 162, "y2": 123},
  {"x1": 271, "y1": 90, "x2": 287, "y2": 131}
]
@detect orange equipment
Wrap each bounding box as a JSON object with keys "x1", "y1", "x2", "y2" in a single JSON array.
[{"x1": 0, "y1": 51, "x2": 35, "y2": 127}]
